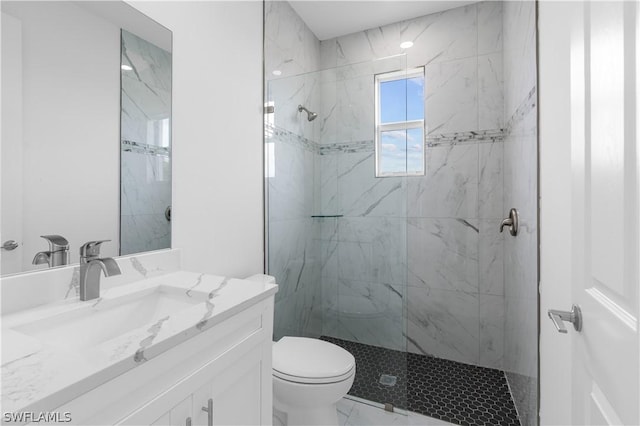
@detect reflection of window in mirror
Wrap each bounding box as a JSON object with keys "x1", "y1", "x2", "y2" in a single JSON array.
[{"x1": 374, "y1": 67, "x2": 425, "y2": 177}]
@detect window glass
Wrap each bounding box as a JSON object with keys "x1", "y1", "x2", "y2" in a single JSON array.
[
  {"x1": 380, "y1": 79, "x2": 407, "y2": 123},
  {"x1": 375, "y1": 68, "x2": 425, "y2": 177},
  {"x1": 379, "y1": 130, "x2": 408, "y2": 174}
]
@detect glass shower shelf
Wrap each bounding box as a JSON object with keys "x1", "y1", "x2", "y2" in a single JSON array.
[{"x1": 310, "y1": 215, "x2": 343, "y2": 218}]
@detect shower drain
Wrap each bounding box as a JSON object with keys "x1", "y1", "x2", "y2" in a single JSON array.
[{"x1": 379, "y1": 374, "x2": 397, "y2": 387}]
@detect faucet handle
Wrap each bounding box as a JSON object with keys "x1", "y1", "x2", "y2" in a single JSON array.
[
  {"x1": 40, "y1": 235, "x2": 69, "y2": 251},
  {"x1": 79, "y1": 240, "x2": 111, "y2": 261}
]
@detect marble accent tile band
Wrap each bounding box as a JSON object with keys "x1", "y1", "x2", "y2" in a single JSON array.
[
  {"x1": 121, "y1": 140, "x2": 170, "y2": 157},
  {"x1": 267, "y1": 124, "x2": 505, "y2": 156},
  {"x1": 425, "y1": 129, "x2": 505, "y2": 147},
  {"x1": 266, "y1": 125, "x2": 317, "y2": 153}
]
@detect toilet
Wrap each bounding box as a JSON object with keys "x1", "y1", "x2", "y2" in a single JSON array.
[
  {"x1": 246, "y1": 275, "x2": 356, "y2": 426},
  {"x1": 272, "y1": 336, "x2": 356, "y2": 425}
]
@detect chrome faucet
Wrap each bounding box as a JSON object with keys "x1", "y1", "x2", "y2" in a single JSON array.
[
  {"x1": 32, "y1": 235, "x2": 70, "y2": 267},
  {"x1": 79, "y1": 240, "x2": 121, "y2": 301}
]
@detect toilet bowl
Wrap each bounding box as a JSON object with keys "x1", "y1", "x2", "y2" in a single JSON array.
[
  {"x1": 272, "y1": 337, "x2": 355, "y2": 426},
  {"x1": 245, "y1": 274, "x2": 356, "y2": 426}
]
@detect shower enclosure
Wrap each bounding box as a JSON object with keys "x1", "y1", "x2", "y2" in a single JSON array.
[
  {"x1": 266, "y1": 52, "x2": 413, "y2": 410},
  {"x1": 265, "y1": 1, "x2": 537, "y2": 425}
]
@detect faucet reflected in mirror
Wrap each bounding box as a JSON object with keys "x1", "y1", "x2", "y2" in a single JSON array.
[
  {"x1": 32, "y1": 235, "x2": 70, "y2": 268},
  {"x1": 79, "y1": 240, "x2": 122, "y2": 301}
]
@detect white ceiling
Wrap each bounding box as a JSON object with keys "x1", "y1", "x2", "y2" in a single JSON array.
[{"x1": 288, "y1": 1, "x2": 477, "y2": 41}]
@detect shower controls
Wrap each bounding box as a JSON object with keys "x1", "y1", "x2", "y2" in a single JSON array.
[
  {"x1": 500, "y1": 208, "x2": 519, "y2": 236},
  {"x1": 548, "y1": 305, "x2": 582, "y2": 333}
]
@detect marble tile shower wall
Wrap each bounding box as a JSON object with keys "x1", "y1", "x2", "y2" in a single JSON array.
[
  {"x1": 502, "y1": 2, "x2": 538, "y2": 426},
  {"x1": 265, "y1": 1, "x2": 323, "y2": 340},
  {"x1": 120, "y1": 31, "x2": 171, "y2": 255},
  {"x1": 315, "y1": 2, "x2": 507, "y2": 369}
]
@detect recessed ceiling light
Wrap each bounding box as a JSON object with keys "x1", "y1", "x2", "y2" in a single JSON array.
[
  {"x1": 121, "y1": 64, "x2": 133, "y2": 71},
  {"x1": 400, "y1": 41, "x2": 414, "y2": 49},
  {"x1": 272, "y1": 70, "x2": 282, "y2": 76}
]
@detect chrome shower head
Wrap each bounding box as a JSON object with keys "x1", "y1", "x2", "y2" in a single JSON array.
[{"x1": 298, "y1": 105, "x2": 318, "y2": 122}]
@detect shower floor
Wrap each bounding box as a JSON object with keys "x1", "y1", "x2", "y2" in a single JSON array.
[{"x1": 321, "y1": 336, "x2": 521, "y2": 426}]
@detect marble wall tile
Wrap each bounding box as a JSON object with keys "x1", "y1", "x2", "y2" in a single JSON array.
[
  {"x1": 479, "y1": 219, "x2": 504, "y2": 296},
  {"x1": 121, "y1": 152, "x2": 171, "y2": 216},
  {"x1": 403, "y1": 4, "x2": 477, "y2": 69},
  {"x1": 264, "y1": 0, "x2": 321, "y2": 79},
  {"x1": 318, "y1": 73, "x2": 338, "y2": 144},
  {"x1": 337, "y1": 152, "x2": 407, "y2": 217},
  {"x1": 407, "y1": 218, "x2": 479, "y2": 294},
  {"x1": 407, "y1": 286, "x2": 480, "y2": 365},
  {"x1": 336, "y1": 23, "x2": 401, "y2": 67},
  {"x1": 268, "y1": 74, "x2": 307, "y2": 136},
  {"x1": 320, "y1": 39, "x2": 337, "y2": 71},
  {"x1": 267, "y1": 218, "x2": 314, "y2": 302},
  {"x1": 267, "y1": 139, "x2": 314, "y2": 221},
  {"x1": 337, "y1": 241, "x2": 373, "y2": 282},
  {"x1": 312, "y1": 216, "x2": 339, "y2": 241},
  {"x1": 339, "y1": 217, "x2": 407, "y2": 285},
  {"x1": 478, "y1": 140, "x2": 504, "y2": 219},
  {"x1": 502, "y1": 1, "x2": 538, "y2": 423},
  {"x1": 121, "y1": 31, "x2": 171, "y2": 147},
  {"x1": 478, "y1": 52, "x2": 504, "y2": 130},
  {"x1": 318, "y1": 239, "x2": 338, "y2": 279},
  {"x1": 479, "y1": 294, "x2": 504, "y2": 369},
  {"x1": 334, "y1": 278, "x2": 405, "y2": 351},
  {"x1": 425, "y1": 57, "x2": 478, "y2": 135},
  {"x1": 336, "y1": 75, "x2": 375, "y2": 143},
  {"x1": 478, "y1": 1, "x2": 503, "y2": 56},
  {"x1": 407, "y1": 144, "x2": 479, "y2": 219},
  {"x1": 503, "y1": 1, "x2": 537, "y2": 118},
  {"x1": 315, "y1": 154, "x2": 338, "y2": 214},
  {"x1": 321, "y1": 276, "x2": 339, "y2": 338},
  {"x1": 120, "y1": 214, "x2": 171, "y2": 256}
]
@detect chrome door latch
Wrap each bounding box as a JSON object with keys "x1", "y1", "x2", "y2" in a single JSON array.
[{"x1": 548, "y1": 305, "x2": 582, "y2": 333}]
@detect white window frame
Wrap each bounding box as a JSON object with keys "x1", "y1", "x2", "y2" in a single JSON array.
[{"x1": 374, "y1": 67, "x2": 425, "y2": 177}]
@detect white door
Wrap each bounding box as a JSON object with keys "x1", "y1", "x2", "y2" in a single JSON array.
[{"x1": 540, "y1": 2, "x2": 640, "y2": 425}]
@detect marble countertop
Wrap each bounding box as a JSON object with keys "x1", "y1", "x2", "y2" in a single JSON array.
[{"x1": 1, "y1": 271, "x2": 278, "y2": 415}]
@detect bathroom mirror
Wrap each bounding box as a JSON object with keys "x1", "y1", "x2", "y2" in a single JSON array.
[{"x1": 0, "y1": 1, "x2": 172, "y2": 276}]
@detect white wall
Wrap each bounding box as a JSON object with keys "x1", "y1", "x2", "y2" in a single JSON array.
[
  {"x1": 129, "y1": 1, "x2": 264, "y2": 278},
  {"x1": 1, "y1": 2, "x2": 121, "y2": 273}
]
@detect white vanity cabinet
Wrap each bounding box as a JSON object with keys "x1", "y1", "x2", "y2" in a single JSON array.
[{"x1": 49, "y1": 297, "x2": 274, "y2": 426}]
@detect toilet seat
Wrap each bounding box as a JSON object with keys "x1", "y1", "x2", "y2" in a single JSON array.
[{"x1": 273, "y1": 337, "x2": 356, "y2": 385}]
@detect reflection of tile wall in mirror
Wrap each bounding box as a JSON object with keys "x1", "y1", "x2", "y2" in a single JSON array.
[
  {"x1": 120, "y1": 30, "x2": 172, "y2": 256},
  {"x1": 0, "y1": 2, "x2": 172, "y2": 276}
]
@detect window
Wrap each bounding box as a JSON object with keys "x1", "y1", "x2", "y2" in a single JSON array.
[{"x1": 374, "y1": 68, "x2": 425, "y2": 177}]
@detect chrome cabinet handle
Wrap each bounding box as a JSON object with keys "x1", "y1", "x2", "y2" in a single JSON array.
[
  {"x1": 500, "y1": 208, "x2": 519, "y2": 236},
  {"x1": 201, "y1": 398, "x2": 213, "y2": 426},
  {"x1": 1, "y1": 240, "x2": 18, "y2": 250},
  {"x1": 548, "y1": 305, "x2": 582, "y2": 333}
]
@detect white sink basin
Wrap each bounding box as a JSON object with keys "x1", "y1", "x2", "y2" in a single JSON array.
[{"x1": 13, "y1": 285, "x2": 208, "y2": 349}]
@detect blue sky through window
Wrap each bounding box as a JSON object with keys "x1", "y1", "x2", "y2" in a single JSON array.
[
  {"x1": 378, "y1": 71, "x2": 424, "y2": 175},
  {"x1": 380, "y1": 76, "x2": 424, "y2": 123}
]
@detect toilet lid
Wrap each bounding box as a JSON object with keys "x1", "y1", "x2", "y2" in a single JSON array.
[{"x1": 273, "y1": 337, "x2": 355, "y2": 384}]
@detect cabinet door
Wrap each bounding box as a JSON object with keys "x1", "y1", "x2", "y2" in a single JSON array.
[
  {"x1": 190, "y1": 349, "x2": 263, "y2": 426},
  {"x1": 147, "y1": 396, "x2": 192, "y2": 426},
  {"x1": 212, "y1": 361, "x2": 261, "y2": 425},
  {"x1": 170, "y1": 396, "x2": 193, "y2": 426}
]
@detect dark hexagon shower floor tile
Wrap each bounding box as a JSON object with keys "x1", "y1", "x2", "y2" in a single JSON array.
[{"x1": 321, "y1": 336, "x2": 521, "y2": 426}]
